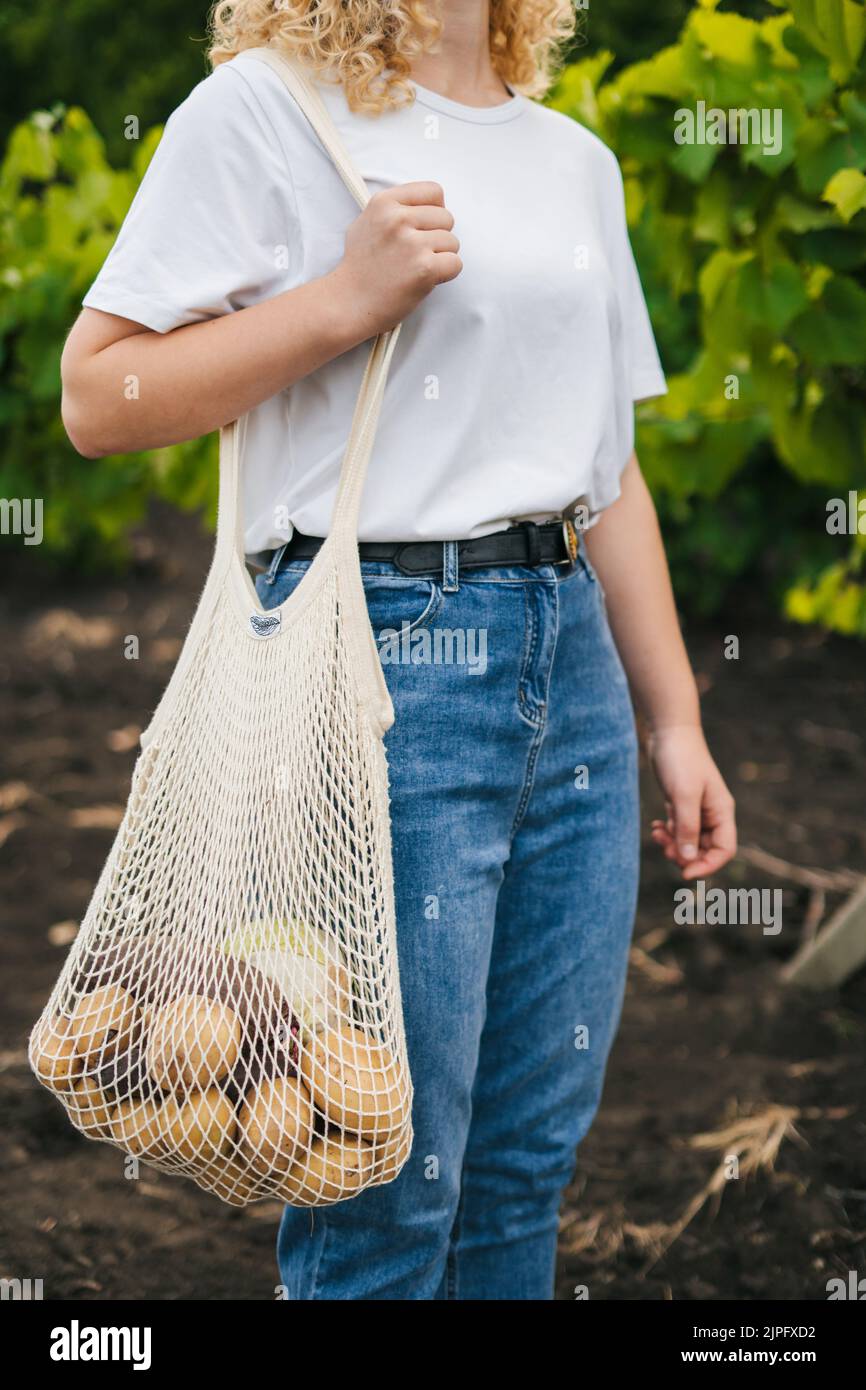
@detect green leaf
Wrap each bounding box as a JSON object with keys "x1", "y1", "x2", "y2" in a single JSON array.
[
  {"x1": 786, "y1": 0, "x2": 866, "y2": 83},
  {"x1": 735, "y1": 257, "x2": 810, "y2": 332},
  {"x1": 547, "y1": 51, "x2": 614, "y2": 129},
  {"x1": 698, "y1": 248, "x2": 752, "y2": 312},
  {"x1": 775, "y1": 192, "x2": 841, "y2": 231},
  {"x1": 822, "y1": 166, "x2": 866, "y2": 221},
  {"x1": 788, "y1": 274, "x2": 866, "y2": 363}
]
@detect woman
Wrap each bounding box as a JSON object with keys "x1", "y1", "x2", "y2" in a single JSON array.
[{"x1": 60, "y1": 0, "x2": 736, "y2": 1299}]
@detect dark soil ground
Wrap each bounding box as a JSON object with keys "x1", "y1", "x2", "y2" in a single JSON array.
[{"x1": 1, "y1": 507, "x2": 864, "y2": 1301}]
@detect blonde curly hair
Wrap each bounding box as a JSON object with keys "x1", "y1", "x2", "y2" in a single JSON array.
[{"x1": 208, "y1": 1, "x2": 578, "y2": 114}]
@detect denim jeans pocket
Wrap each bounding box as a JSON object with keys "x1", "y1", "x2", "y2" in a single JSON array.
[
  {"x1": 362, "y1": 573, "x2": 443, "y2": 644},
  {"x1": 257, "y1": 561, "x2": 443, "y2": 638}
]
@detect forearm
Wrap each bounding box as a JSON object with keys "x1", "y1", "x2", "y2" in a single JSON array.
[
  {"x1": 584, "y1": 453, "x2": 700, "y2": 732},
  {"x1": 61, "y1": 267, "x2": 367, "y2": 458}
]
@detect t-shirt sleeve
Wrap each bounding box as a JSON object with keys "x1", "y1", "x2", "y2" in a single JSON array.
[
  {"x1": 599, "y1": 146, "x2": 667, "y2": 403},
  {"x1": 82, "y1": 62, "x2": 302, "y2": 333}
]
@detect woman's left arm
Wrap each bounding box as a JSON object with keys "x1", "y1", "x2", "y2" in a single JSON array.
[{"x1": 583, "y1": 453, "x2": 737, "y2": 880}]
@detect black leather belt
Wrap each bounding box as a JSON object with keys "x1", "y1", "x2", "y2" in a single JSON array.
[{"x1": 276, "y1": 520, "x2": 579, "y2": 576}]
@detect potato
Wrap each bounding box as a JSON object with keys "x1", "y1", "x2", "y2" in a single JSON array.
[
  {"x1": 146, "y1": 994, "x2": 241, "y2": 1094},
  {"x1": 237, "y1": 1077, "x2": 313, "y2": 1177},
  {"x1": 374, "y1": 1126, "x2": 412, "y2": 1178},
  {"x1": 68, "y1": 1075, "x2": 114, "y2": 1136},
  {"x1": 110, "y1": 1096, "x2": 169, "y2": 1159},
  {"x1": 299, "y1": 1026, "x2": 408, "y2": 1139},
  {"x1": 162, "y1": 1087, "x2": 236, "y2": 1164},
  {"x1": 30, "y1": 1015, "x2": 82, "y2": 1093},
  {"x1": 69, "y1": 984, "x2": 138, "y2": 1063},
  {"x1": 198, "y1": 1156, "x2": 261, "y2": 1207},
  {"x1": 41, "y1": 1012, "x2": 71, "y2": 1037},
  {"x1": 279, "y1": 1134, "x2": 374, "y2": 1205}
]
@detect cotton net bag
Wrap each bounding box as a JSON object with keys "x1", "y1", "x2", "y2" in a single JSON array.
[{"x1": 29, "y1": 47, "x2": 413, "y2": 1209}]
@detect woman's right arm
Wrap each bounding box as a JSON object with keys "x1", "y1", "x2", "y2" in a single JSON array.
[{"x1": 61, "y1": 182, "x2": 461, "y2": 459}]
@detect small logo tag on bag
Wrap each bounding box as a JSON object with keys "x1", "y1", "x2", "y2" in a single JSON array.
[{"x1": 249, "y1": 611, "x2": 282, "y2": 639}]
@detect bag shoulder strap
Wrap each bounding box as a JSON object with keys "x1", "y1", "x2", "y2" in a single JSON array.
[
  {"x1": 216, "y1": 45, "x2": 401, "y2": 564},
  {"x1": 242, "y1": 47, "x2": 370, "y2": 212}
]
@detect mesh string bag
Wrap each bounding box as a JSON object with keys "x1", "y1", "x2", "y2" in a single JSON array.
[{"x1": 29, "y1": 46, "x2": 413, "y2": 1208}]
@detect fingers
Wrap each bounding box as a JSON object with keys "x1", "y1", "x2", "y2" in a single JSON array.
[
  {"x1": 651, "y1": 787, "x2": 737, "y2": 881},
  {"x1": 429, "y1": 251, "x2": 463, "y2": 284},
  {"x1": 670, "y1": 790, "x2": 702, "y2": 866},
  {"x1": 372, "y1": 185, "x2": 461, "y2": 277},
  {"x1": 378, "y1": 186, "x2": 455, "y2": 238},
  {"x1": 650, "y1": 819, "x2": 676, "y2": 858},
  {"x1": 389, "y1": 180, "x2": 446, "y2": 207},
  {"x1": 680, "y1": 842, "x2": 733, "y2": 880},
  {"x1": 406, "y1": 204, "x2": 455, "y2": 232},
  {"x1": 683, "y1": 792, "x2": 737, "y2": 880},
  {"x1": 422, "y1": 230, "x2": 460, "y2": 255},
  {"x1": 692, "y1": 782, "x2": 738, "y2": 877},
  {"x1": 416, "y1": 231, "x2": 462, "y2": 287}
]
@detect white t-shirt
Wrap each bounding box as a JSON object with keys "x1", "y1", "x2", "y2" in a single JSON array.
[{"x1": 83, "y1": 51, "x2": 667, "y2": 553}]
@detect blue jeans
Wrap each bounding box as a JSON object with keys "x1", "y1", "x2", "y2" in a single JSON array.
[{"x1": 256, "y1": 549, "x2": 639, "y2": 1300}]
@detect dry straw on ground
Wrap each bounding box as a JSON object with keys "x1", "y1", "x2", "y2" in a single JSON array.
[{"x1": 560, "y1": 1103, "x2": 802, "y2": 1271}]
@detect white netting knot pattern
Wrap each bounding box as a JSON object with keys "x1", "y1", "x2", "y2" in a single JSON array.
[{"x1": 30, "y1": 565, "x2": 412, "y2": 1207}]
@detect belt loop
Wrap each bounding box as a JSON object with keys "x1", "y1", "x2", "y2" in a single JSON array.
[
  {"x1": 442, "y1": 540, "x2": 460, "y2": 593},
  {"x1": 523, "y1": 521, "x2": 541, "y2": 567},
  {"x1": 264, "y1": 540, "x2": 289, "y2": 585}
]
